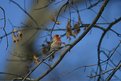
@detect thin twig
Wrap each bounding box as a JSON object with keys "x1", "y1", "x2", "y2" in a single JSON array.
[
  {"x1": 10, "y1": 0, "x2": 38, "y2": 26},
  {"x1": 0, "y1": 6, "x2": 8, "y2": 50},
  {"x1": 106, "y1": 62, "x2": 121, "y2": 81}
]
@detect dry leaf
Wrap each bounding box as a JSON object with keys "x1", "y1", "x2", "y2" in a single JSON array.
[
  {"x1": 33, "y1": 54, "x2": 40, "y2": 65},
  {"x1": 73, "y1": 10, "x2": 82, "y2": 35},
  {"x1": 42, "y1": 44, "x2": 49, "y2": 55},
  {"x1": 12, "y1": 29, "x2": 18, "y2": 43},
  {"x1": 49, "y1": 15, "x2": 60, "y2": 25},
  {"x1": 73, "y1": 23, "x2": 80, "y2": 35},
  {"x1": 66, "y1": 19, "x2": 75, "y2": 40},
  {"x1": 12, "y1": 29, "x2": 23, "y2": 43},
  {"x1": 18, "y1": 31, "x2": 23, "y2": 39},
  {"x1": 12, "y1": 34, "x2": 17, "y2": 43}
]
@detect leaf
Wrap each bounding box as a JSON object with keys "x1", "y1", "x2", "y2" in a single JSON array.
[
  {"x1": 73, "y1": 10, "x2": 82, "y2": 35},
  {"x1": 49, "y1": 15, "x2": 60, "y2": 25},
  {"x1": 41, "y1": 44, "x2": 49, "y2": 55},
  {"x1": 12, "y1": 29, "x2": 18, "y2": 43},
  {"x1": 73, "y1": 23, "x2": 80, "y2": 35},
  {"x1": 12, "y1": 29, "x2": 23, "y2": 43},
  {"x1": 33, "y1": 54, "x2": 40, "y2": 65},
  {"x1": 66, "y1": 19, "x2": 75, "y2": 40},
  {"x1": 18, "y1": 31, "x2": 23, "y2": 39},
  {"x1": 12, "y1": 34, "x2": 17, "y2": 43}
]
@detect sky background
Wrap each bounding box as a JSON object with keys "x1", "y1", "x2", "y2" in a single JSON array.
[{"x1": 0, "y1": 0, "x2": 121, "y2": 81}]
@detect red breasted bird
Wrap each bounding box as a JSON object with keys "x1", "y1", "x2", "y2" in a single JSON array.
[{"x1": 49, "y1": 34, "x2": 62, "y2": 60}]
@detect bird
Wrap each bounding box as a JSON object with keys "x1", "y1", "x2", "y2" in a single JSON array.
[{"x1": 49, "y1": 34, "x2": 62, "y2": 60}]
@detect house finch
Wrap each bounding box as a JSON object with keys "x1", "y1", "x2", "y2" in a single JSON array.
[{"x1": 49, "y1": 34, "x2": 62, "y2": 60}]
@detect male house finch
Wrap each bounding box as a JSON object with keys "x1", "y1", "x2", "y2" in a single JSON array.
[{"x1": 49, "y1": 34, "x2": 62, "y2": 60}]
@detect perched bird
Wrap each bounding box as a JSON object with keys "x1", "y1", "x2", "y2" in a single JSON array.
[
  {"x1": 49, "y1": 34, "x2": 62, "y2": 60},
  {"x1": 51, "y1": 35, "x2": 61, "y2": 50}
]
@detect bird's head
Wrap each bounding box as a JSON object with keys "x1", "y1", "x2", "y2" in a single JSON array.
[{"x1": 53, "y1": 34, "x2": 61, "y2": 41}]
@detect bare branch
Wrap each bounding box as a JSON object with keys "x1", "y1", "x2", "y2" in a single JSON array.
[{"x1": 97, "y1": 16, "x2": 121, "y2": 80}]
